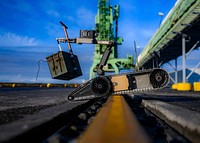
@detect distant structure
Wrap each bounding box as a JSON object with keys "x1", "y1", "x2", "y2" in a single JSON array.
[
  {"x1": 90, "y1": 0, "x2": 134, "y2": 78},
  {"x1": 169, "y1": 68, "x2": 200, "y2": 84},
  {"x1": 135, "y1": 0, "x2": 200, "y2": 89}
]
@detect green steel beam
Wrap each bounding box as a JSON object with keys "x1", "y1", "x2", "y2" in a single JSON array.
[{"x1": 137, "y1": 0, "x2": 200, "y2": 69}]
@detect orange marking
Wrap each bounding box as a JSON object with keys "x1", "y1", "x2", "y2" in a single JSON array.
[{"x1": 111, "y1": 75, "x2": 129, "y2": 91}]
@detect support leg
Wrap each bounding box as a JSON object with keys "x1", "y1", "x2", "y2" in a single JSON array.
[
  {"x1": 175, "y1": 58, "x2": 178, "y2": 83},
  {"x1": 112, "y1": 63, "x2": 119, "y2": 75},
  {"x1": 182, "y1": 34, "x2": 187, "y2": 83}
]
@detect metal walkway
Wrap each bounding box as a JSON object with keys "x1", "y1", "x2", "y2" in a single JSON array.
[{"x1": 137, "y1": 0, "x2": 200, "y2": 69}]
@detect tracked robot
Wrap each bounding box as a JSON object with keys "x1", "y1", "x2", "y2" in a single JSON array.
[{"x1": 46, "y1": 22, "x2": 169, "y2": 101}]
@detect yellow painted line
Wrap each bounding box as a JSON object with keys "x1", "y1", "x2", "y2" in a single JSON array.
[{"x1": 78, "y1": 95, "x2": 149, "y2": 143}]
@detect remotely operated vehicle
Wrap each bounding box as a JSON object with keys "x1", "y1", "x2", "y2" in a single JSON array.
[
  {"x1": 46, "y1": 0, "x2": 169, "y2": 101},
  {"x1": 46, "y1": 21, "x2": 169, "y2": 101}
]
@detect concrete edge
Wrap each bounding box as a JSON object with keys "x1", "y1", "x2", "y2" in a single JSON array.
[{"x1": 142, "y1": 100, "x2": 200, "y2": 143}]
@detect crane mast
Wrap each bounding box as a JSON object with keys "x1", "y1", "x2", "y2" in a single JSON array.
[{"x1": 90, "y1": 0, "x2": 134, "y2": 78}]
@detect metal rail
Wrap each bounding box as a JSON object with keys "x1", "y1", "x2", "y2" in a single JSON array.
[{"x1": 78, "y1": 95, "x2": 149, "y2": 143}]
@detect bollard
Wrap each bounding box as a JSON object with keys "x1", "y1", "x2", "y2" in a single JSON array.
[
  {"x1": 172, "y1": 84, "x2": 178, "y2": 90},
  {"x1": 12, "y1": 84, "x2": 16, "y2": 88},
  {"x1": 177, "y1": 83, "x2": 192, "y2": 91},
  {"x1": 193, "y1": 82, "x2": 200, "y2": 91},
  {"x1": 47, "y1": 83, "x2": 51, "y2": 88}
]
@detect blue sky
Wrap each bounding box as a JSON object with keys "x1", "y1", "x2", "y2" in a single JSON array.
[{"x1": 0, "y1": 0, "x2": 190, "y2": 83}]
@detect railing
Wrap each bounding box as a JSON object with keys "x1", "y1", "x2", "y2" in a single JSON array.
[{"x1": 137, "y1": 0, "x2": 200, "y2": 68}]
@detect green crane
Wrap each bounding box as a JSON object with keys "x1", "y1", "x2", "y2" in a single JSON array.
[{"x1": 90, "y1": 0, "x2": 134, "y2": 78}]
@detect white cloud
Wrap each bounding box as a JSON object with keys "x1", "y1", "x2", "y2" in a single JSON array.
[
  {"x1": 45, "y1": 23, "x2": 62, "y2": 37},
  {"x1": 64, "y1": 7, "x2": 96, "y2": 29},
  {"x1": 117, "y1": 0, "x2": 136, "y2": 12},
  {"x1": 0, "y1": 74, "x2": 88, "y2": 84},
  {"x1": 65, "y1": 16, "x2": 76, "y2": 22},
  {"x1": 139, "y1": 28, "x2": 155, "y2": 39},
  {"x1": 1, "y1": 1, "x2": 33, "y2": 13},
  {"x1": 119, "y1": 20, "x2": 157, "y2": 49},
  {"x1": 118, "y1": 20, "x2": 137, "y2": 47},
  {"x1": 0, "y1": 74, "x2": 35, "y2": 83},
  {"x1": 77, "y1": 7, "x2": 95, "y2": 20},
  {"x1": 47, "y1": 10, "x2": 60, "y2": 18},
  {"x1": 75, "y1": 7, "x2": 96, "y2": 28},
  {"x1": 0, "y1": 32, "x2": 38, "y2": 46}
]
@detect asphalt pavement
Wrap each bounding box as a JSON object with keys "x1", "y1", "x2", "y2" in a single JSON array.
[{"x1": 0, "y1": 87, "x2": 86, "y2": 142}]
